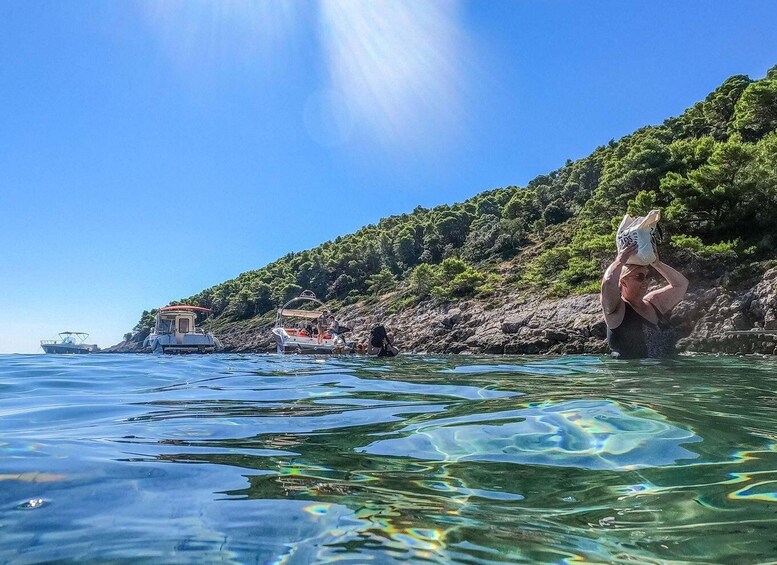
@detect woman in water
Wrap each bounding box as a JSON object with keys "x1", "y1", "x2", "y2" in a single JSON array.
[
  {"x1": 367, "y1": 325, "x2": 399, "y2": 357},
  {"x1": 601, "y1": 242, "x2": 688, "y2": 358}
]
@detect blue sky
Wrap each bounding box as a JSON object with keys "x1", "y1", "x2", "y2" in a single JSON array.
[{"x1": 1, "y1": 1, "x2": 776, "y2": 354}]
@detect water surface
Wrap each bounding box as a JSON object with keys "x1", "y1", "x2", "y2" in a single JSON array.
[{"x1": 1, "y1": 353, "x2": 776, "y2": 563}]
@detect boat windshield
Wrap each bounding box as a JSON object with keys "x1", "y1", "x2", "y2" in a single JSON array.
[{"x1": 157, "y1": 319, "x2": 174, "y2": 333}]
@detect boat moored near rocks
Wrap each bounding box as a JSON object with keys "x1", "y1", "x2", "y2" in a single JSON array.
[
  {"x1": 143, "y1": 306, "x2": 223, "y2": 354},
  {"x1": 40, "y1": 332, "x2": 99, "y2": 354},
  {"x1": 272, "y1": 291, "x2": 352, "y2": 354}
]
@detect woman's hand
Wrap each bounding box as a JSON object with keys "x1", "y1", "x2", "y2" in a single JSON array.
[{"x1": 615, "y1": 242, "x2": 638, "y2": 266}]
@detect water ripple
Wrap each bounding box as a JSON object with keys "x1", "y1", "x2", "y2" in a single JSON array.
[
  {"x1": 359, "y1": 399, "x2": 702, "y2": 469},
  {"x1": 0, "y1": 353, "x2": 776, "y2": 563}
]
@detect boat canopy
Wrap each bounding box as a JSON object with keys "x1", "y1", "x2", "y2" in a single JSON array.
[
  {"x1": 159, "y1": 305, "x2": 211, "y2": 313},
  {"x1": 276, "y1": 291, "x2": 331, "y2": 325},
  {"x1": 60, "y1": 332, "x2": 89, "y2": 340},
  {"x1": 277, "y1": 308, "x2": 325, "y2": 320}
]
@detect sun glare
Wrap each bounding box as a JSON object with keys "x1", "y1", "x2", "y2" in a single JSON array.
[
  {"x1": 139, "y1": 0, "x2": 469, "y2": 147},
  {"x1": 318, "y1": 0, "x2": 467, "y2": 145},
  {"x1": 139, "y1": 0, "x2": 305, "y2": 70}
]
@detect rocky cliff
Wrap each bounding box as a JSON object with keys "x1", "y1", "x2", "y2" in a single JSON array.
[{"x1": 109, "y1": 266, "x2": 777, "y2": 356}]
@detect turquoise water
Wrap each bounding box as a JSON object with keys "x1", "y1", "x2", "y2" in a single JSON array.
[{"x1": 1, "y1": 354, "x2": 776, "y2": 564}]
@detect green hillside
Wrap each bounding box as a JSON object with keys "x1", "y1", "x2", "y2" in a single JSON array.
[{"x1": 130, "y1": 66, "x2": 777, "y2": 338}]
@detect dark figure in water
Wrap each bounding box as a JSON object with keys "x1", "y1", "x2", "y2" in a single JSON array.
[
  {"x1": 368, "y1": 325, "x2": 399, "y2": 357},
  {"x1": 601, "y1": 242, "x2": 688, "y2": 359}
]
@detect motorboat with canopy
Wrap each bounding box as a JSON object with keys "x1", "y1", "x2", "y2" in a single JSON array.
[
  {"x1": 143, "y1": 305, "x2": 223, "y2": 354},
  {"x1": 272, "y1": 291, "x2": 352, "y2": 354},
  {"x1": 40, "y1": 332, "x2": 99, "y2": 354}
]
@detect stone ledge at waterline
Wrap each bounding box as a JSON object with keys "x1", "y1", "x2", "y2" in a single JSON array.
[{"x1": 108, "y1": 266, "x2": 777, "y2": 356}]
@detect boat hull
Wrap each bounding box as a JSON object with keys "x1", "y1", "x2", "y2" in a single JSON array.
[
  {"x1": 272, "y1": 328, "x2": 350, "y2": 354},
  {"x1": 156, "y1": 345, "x2": 217, "y2": 354},
  {"x1": 276, "y1": 342, "x2": 339, "y2": 354},
  {"x1": 144, "y1": 334, "x2": 221, "y2": 354},
  {"x1": 41, "y1": 344, "x2": 95, "y2": 354}
]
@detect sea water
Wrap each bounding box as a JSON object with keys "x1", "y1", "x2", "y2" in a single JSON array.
[{"x1": 1, "y1": 353, "x2": 776, "y2": 563}]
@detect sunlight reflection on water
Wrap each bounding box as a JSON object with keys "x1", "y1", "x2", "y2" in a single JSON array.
[{"x1": 360, "y1": 399, "x2": 701, "y2": 469}]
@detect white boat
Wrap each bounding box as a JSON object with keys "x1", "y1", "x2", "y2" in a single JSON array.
[
  {"x1": 271, "y1": 291, "x2": 352, "y2": 354},
  {"x1": 143, "y1": 305, "x2": 223, "y2": 354},
  {"x1": 41, "y1": 332, "x2": 99, "y2": 354}
]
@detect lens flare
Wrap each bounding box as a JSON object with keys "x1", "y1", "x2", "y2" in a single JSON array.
[
  {"x1": 138, "y1": 1, "x2": 470, "y2": 147},
  {"x1": 319, "y1": 0, "x2": 468, "y2": 145},
  {"x1": 138, "y1": 0, "x2": 305, "y2": 70}
]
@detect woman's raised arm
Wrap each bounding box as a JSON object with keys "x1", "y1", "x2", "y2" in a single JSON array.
[
  {"x1": 601, "y1": 243, "x2": 637, "y2": 327},
  {"x1": 645, "y1": 260, "x2": 689, "y2": 313}
]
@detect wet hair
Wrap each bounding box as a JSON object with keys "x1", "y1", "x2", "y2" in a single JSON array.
[{"x1": 370, "y1": 325, "x2": 388, "y2": 348}]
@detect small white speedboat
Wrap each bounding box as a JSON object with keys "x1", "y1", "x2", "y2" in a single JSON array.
[
  {"x1": 143, "y1": 306, "x2": 223, "y2": 354},
  {"x1": 271, "y1": 291, "x2": 352, "y2": 354},
  {"x1": 40, "y1": 332, "x2": 99, "y2": 354}
]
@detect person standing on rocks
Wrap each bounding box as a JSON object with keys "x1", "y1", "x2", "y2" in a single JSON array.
[{"x1": 601, "y1": 242, "x2": 689, "y2": 358}]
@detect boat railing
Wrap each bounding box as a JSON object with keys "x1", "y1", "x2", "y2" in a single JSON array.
[
  {"x1": 153, "y1": 328, "x2": 210, "y2": 335},
  {"x1": 40, "y1": 339, "x2": 59, "y2": 345}
]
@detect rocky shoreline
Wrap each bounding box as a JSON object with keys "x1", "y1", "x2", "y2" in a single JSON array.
[{"x1": 107, "y1": 266, "x2": 777, "y2": 356}]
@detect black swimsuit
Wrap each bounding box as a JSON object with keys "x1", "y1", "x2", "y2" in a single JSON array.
[{"x1": 607, "y1": 302, "x2": 676, "y2": 359}]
